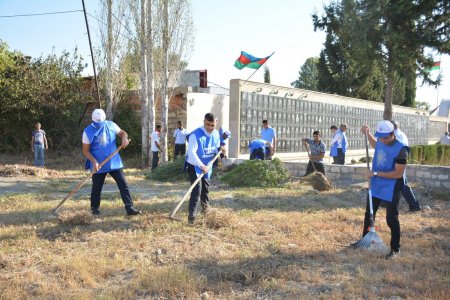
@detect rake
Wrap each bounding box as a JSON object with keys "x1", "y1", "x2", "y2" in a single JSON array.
[
  {"x1": 52, "y1": 141, "x2": 129, "y2": 215},
  {"x1": 304, "y1": 141, "x2": 331, "y2": 191},
  {"x1": 353, "y1": 132, "x2": 389, "y2": 251},
  {"x1": 165, "y1": 151, "x2": 222, "y2": 222}
]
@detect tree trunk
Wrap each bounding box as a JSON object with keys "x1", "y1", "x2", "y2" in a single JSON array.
[
  {"x1": 383, "y1": 52, "x2": 394, "y2": 121},
  {"x1": 160, "y1": 0, "x2": 169, "y2": 162},
  {"x1": 139, "y1": 0, "x2": 150, "y2": 168},
  {"x1": 105, "y1": 0, "x2": 115, "y2": 120},
  {"x1": 147, "y1": 0, "x2": 155, "y2": 141}
]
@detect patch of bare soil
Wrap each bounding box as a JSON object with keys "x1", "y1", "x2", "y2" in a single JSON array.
[{"x1": 0, "y1": 164, "x2": 63, "y2": 178}]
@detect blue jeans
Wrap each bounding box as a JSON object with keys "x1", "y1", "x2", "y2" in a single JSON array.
[
  {"x1": 90, "y1": 168, "x2": 133, "y2": 209},
  {"x1": 34, "y1": 144, "x2": 45, "y2": 167}
]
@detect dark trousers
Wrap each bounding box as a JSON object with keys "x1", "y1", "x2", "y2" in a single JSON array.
[
  {"x1": 363, "y1": 179, "x2": 403, "y2": 252},
  {"x1": 402, "y1": 178, "x2": 421, "y2": 210},
  {"x1": 187, "y1": 163, "x2": 210, "y2": 218},
  {"x1": 174, "y1": 144, "x2": 186, "y2": 158},
  {"x1": 250, "y1": 148, "x2": 265, "y2": 160},
  {"x1": 304, "y1": 161, "x2": 325, "y2": 176},
  {"x1": 264, "y1": 147, "x2": 272, "y2": 160},
  {"x1": 336, "y1": 148, "x2": 345, "y2": 165},
  {"x1": 152, "y1": 151, "x2": 159, "y2": 169},
  {"x1": 91, "y1": 168, "x2": 133, "y2": 209},
  {"x1": 332, "y1": 156, "x2": 338, "y2": 164}
]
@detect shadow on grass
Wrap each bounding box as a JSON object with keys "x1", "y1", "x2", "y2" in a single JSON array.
[{"x1": 184, "y1": 249, "x2": 360, "y2": 298}]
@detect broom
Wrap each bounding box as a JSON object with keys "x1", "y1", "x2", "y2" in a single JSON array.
[{"x1": 353, "y1": 131, "x2": 388, "y2": 251}]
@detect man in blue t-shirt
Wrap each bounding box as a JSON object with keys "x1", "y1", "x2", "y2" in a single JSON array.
[
  {"x1": 261, "y1": 120, "x2": 276, "y2": 160},
  {"x1": 31, "y1": 122, "x2": 48, "y2": 167}
]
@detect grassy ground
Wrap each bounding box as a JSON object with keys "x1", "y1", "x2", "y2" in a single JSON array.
[{"x1": 0, "y1": 165, "x2": 449, "y2": 299}]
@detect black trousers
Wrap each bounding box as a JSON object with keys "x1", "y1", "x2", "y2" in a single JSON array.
[
  {"x1": 336, "y1": 148, "x2": 345, "y2": 165},
  {"x1": 402, "y1": 178, "x2": 421, "y2": 210},
  {"x1": 174, "y1": 144, "x2": 186, "y2": 158},
  {"x1": 187, "y1": 163, "x2": 210, "y2": 218},
  {"x1": 152, "y1": 151, "x2": 159, "y2": 169},
  {"x1": 304, "y1": 161, "x2": 325, "y2": 176},
  {"x1": 91, "y1": 168, "x2": 133, "y2": 209},
  {"x1": 250, "y1": 148, "x2": 265, "y2": 160},
  {"x1": 332, "y1": 156, "x2": 338, "y2": 164},
  {"x1": 264, "y1": 147, "x2": 272, "y2": 160},
  {"x1": 363, "y1": 179, "x2": 403, "y2": 252}
]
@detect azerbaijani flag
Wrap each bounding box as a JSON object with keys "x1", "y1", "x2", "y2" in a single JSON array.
[
  {"x1": 425, "y1": 61, "x2": 440, "y2": 72},
  {"x1": 234, "y1": 51, "x2": 273, "y2": 70}
]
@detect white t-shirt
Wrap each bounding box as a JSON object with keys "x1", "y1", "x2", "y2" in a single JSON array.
[
  {"x1": 82, "y1": 122, "x2": 121, "y2": 144},
  {"x1": 173, "y1": 128, "x2": 188, "y2": 144},
  {"x1": 151, "y1": 131, "x2": 160, "y2": 152},
  {"x1": 394, "y1": 129, "x2": 409, "y2": 146}
]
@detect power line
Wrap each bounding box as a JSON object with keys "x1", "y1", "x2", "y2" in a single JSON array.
[
  {"x1": 97, "y1": 0, "x2": 137, "y2": 40},
  {"x1": 0, "y1": 10, "x2": 83, "y2": 18},
  {"x1": 86, "y1": 12, "x2": 136, "y2": 43}
]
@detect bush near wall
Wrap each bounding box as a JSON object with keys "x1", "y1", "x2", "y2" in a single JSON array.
[{"x1": 409, "y1": 145, "x2": 450, "y2": 166}]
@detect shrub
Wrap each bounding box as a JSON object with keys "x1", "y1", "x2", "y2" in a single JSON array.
[
  {"x1": 408, "y1": 145, "x2": 450, "y2": 166},
  {"x1": 220, "y1": 158, "x2": 290, "y2": 187},
  {"x1": 359, "y1": 156, "x2": 372, "y2": 163},
  {"x1": 145, "y1": 155, "x2": 188, "y2": 182}
]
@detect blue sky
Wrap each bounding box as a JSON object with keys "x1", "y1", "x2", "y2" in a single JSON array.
[{"x1": 0, "y1": 0, "x2": 448, "y2": 108}]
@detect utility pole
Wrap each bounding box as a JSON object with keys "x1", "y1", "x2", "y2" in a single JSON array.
[{"x1": 82, "y1": 0, "x2": 101, "y2": 108}]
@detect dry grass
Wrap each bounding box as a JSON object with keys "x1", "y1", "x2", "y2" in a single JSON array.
[
  {"x1": 0, "y1": 167, "x2": 449, "y2": 299},
  {"x1": 0, "y1": 164, "x2": 63, "y2": 178}
]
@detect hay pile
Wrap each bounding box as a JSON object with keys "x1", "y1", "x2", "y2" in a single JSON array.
[
  {"x1": 221, "y1": 158, "x2": 290, "y2": 187},
  {"x1": 57, "y1": 210, "x2": 94, "y2": 225},
  {"x1": 198, "y1": 208, "x2": 238, "y2": 229},
  {"x1": 0, "y1": 164, "x2": 63, "y2": 178},
  {"x1": 303, "y1": 172, "x2": 332, "y2": 191},
  {"x1": 145, "y1": 156, "x2": 188, "y2": 182}
]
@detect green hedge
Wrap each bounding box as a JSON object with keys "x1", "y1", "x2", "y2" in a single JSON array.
[{"x1": 409, "y1": 145, "x2": 450, "y2": 166}]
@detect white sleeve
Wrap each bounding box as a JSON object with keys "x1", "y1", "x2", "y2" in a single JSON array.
[
  {"x1": 187, "y1": 134, "x2": 205, "y2": 167},
  {"x1": 82, "y1": 132, "x2": 90, "y2": 144},
  {"x1": 111, "y1": 122, "x2": 121, "y2": 134}
]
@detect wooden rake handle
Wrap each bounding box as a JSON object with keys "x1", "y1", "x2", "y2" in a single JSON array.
[
  {"x1": 52, "y1": 141, "x2": 130, "y2": 214},
  {"x1": 304, "y1": 142, "x2": 318, "y2": 172},
  {"x1": 169, "y1": 151, "x2": 222, "y2": 219}
]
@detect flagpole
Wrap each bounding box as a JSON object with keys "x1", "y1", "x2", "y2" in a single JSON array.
[{"x1": 241, "y1": 52, "x2": 275, "y2": 87}]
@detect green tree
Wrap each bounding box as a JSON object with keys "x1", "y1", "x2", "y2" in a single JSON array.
[
  {"x1": 313, "y1": 0, "x2": 385, "y2": 101},
  {"x1": 313, "y1": 0, "x2": 450, "y2": 118},
  {"x1": 0, "y1": 41, "x2": 87, "y2": 152},
  {"x1": 263, "y1": 66, "x2": 271, "y2": 84},
  {"x1": 291, "y1": 57, "x2": 319, "y2": 91},
  {"x1": 415, "y1": 101, "x2": 430, "y2": 110}
]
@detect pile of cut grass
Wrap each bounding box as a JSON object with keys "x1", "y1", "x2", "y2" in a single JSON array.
[
  {"x1": 0, "y1": 164, "x2": 63, "y2": 178},
  {"x1": 145, "y1": 156, "x2": 188, "y2": 182},
  {"x1": 220, "y1": 158, "x2": 290, "y2": 187}
]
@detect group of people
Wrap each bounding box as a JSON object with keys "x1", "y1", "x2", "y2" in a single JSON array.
[
  {"x1": 32, "y1": 110, "x2": 445, "y2": 259},
  {"x1": 77, "y1": 109, "x2": 229, "y2": 223}
]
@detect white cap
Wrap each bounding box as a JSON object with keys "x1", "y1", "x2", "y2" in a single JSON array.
[
  {"x1": 375, "y1": 120, "x2": 394, "y2": 138},
  {"x1": 224, "y1": 130, "x2": 231, "y2": 138},
  {"x1": 92, "y1": 109, "x2": 106, "y2": 123}
]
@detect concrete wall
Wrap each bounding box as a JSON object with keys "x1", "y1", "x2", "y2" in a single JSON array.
[
  {"x1": 228, "y1": 79, "x2": 448, "y2": 159},
  {"x1": 186, "y1": 91, "x2": 230, "y2": 133},
  {"x1": 223, "y1": 159, "x2": 450, "y2": 191},
  {"x1": 429, "y1": 116, "x2": 449, "y2": 143}
]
